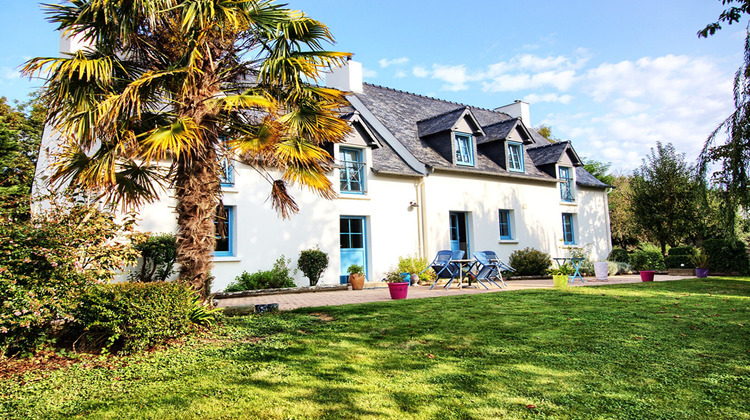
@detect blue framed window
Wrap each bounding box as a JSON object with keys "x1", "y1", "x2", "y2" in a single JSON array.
[
  {"x1": 339, "y1": 147, "x2": 366, "y2": 193},
  {"x1": 562, "y1": 213, "x2": 576, "y2": 245},
  {"x1": 454, "y1": 133, "x2": 474, "y2": 166},
  {"x1": 508, "y1": 142, "x2": 524, "y2": 172},
  {"x1": 214, "y1": 205, "x2": 234, "y2": 257},
  {"x1": 498, "y1": 210, "x2": 513, "y2": 240},
  {"x1": 220, "y1": 158, "x2": 234, "y2": 187},
  {"x1": 559, "y1": 166, "x2": 574, "y2": 202}
]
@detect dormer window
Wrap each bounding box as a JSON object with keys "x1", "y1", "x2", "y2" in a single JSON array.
[
  {"x1": 220, "y1": 158, "x2": 234, "y2": 187},
  {"x1": 507, "y1": 142, "x2": 524, "y2": 172},
  {"x1": 454, "y1": 133, "x2": 474, "y2": 166},
  {"x1": 559, "y1": 166, "x2": 575, "y2": 202},
  {"x1": 339, "y1": 147, "x2": 366, "y2": 194}
]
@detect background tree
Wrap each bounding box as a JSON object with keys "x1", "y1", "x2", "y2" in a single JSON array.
[
  {"x1": 534, "y1": 124, "x2": 557, "y2": 142},
  {"x1": 23, "y1": 1, "x2": 351, "y2": 300},
  {"x1": 582, "y1": 158, "x2": 615, "y2": 186},
  {"x1": 607, "y1": 174, "x2": 641, "y2": 249},
  {"x1": 631, "y1": 142, "x2": 703, "y2": 256},
  {"x1": 699, "y1": 0, "x2": 750, "y2": 37}
]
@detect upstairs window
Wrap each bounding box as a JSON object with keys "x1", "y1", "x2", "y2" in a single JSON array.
[
  {"x1": 507, "y1": 142, "x2": 524, "y2": 172},
  {"x1": 559, "y1": 166, "x2": 574, "y2": 202},
  {"x1": 498, "y1": 210, "x2": 513, "y2": 240},
  {"x1": 340, "y1": 147, "x2": 366, "y2": 193},
  {"x1": 454, "y1": 133, "x2": 474, "y2": 166},
  {"x1": 220, "y1": 158, "x2": 234, "y2": 187},
  {"x1": 214, "y1": 205, "x2": 234, "y2": 257},
  {"x1": 562, "y1": 213, "x2": 576, "y2": 245}
]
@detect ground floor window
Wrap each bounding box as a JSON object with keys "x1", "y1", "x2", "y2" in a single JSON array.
[
  {"x1": 215, "y1": 205, "x2": 234, "y2": 256},
  {"x1": 498, "y1": 210, "x2": 513, "y2": 240},
  {"x1": 562, "y1": 213, "x2": 576, "y2": 245}
]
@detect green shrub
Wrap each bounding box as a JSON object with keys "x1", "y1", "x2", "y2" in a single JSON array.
[
  {"x1": 224, "y1": 256, "x2": 297, "y2": 292},
  {"x1": 607, "y1": 247, "x2": 630, "y2": 263},
  {"x1": 74, "y1": 282, "x2": 196, "y2": 354},
  {"x1": 703, "y1": 238, "x2": 750, "y2": 274},
  {"x1": 664, "y1": 245, "x2": 697, "y2": 269},
  {"x1": 130, "y1": 233, "x2": 177, "y2": 282},
  {"x1": 0, "y1": 198, "x2": 139, "y2": 356},
  {"x1": 396, "y1": 255, "x2": 435, "y2": 283},
  {"x1": 509, "y1": 248, "x2": 551, "y2": 276},
  {"x1": 297, "y1": 247, "x2": 329, "y2": 286},
  {"x1": 630, "y1": 249, "x2": 665, "y2": 271}
]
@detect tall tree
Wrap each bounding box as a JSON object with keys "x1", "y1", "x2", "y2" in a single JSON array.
[
  {"x1": 23, "y1": 0, "x2": 351, "y2": 299},
  {"x1": 699, "y1": 0, "x2": 750, "y2": 37},
  {"x1": 607, "y1": 174, "x2": 641, "y2": 249},
  {"x1": 631, "y1": 142, "x2": 702, "y2": 256},
  {"x1": 582, "y1": 158, "x2": 615, "y2": 186}
]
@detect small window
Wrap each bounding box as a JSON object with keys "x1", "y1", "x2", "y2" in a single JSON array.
[
  {"x1": 498, "y1": 210, "x2": 513, "y2": 240},
  {"x1": 562, "y1": 213, "x2": 576, "y2": 245},
  {"x1": 339, "y1": 147, "x2": 366, "y2": 193},
  {"x1": 220, "y1": 158, "x2": 234, "y2": 187},
  {"x1": 508, "y1": 142, "x2": 524, "y2": 172},
  {"x1": 214, "y1": 205, "x2": 234, "y2": 256},
  {"x1": 455, "y1": 133, "x2": 474, "y2": 166},
  {"x1": 559, "y1": 166, "x2": 574, "y2": 202}
]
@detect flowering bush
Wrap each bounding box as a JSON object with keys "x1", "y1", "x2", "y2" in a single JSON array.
[{"x1": 0, "y1": 197, "x2": 140, "y2": 356}]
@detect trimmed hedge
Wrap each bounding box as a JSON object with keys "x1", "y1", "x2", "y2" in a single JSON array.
[
  {"x1": 607, "y1": 247, "x2": 630, "y2": 264},
  {"x1": 665, "y1": 245, "x2": 697, "y2": 269},
  {"x1": 509, "y1": 248, "x2": 551, "y2": 276},
  {"x1": 703, "y1": 238, "x2": 749, "y2": 274},
  {"x1": 74, "y1": 282, "x2": 196, "y2": 354},
  {"x1": 225, "y1": 256, "x2": 296, "y2": 292}
]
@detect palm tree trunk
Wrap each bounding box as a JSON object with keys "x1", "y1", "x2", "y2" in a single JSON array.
[{"x1": 174, "y1": 147, "x2": 221, "y2": 301}]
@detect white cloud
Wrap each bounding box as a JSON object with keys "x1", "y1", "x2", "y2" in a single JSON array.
[
  {"x1": 378, "y1": 57, "x2": 409, "y2": 68},
  {"x1": 394, "y1": 70, "x2": 407, "y2": 79},
  {"x1": 2, "y1": 67, "x2": 20, "y2": 80},
  {"x1": 362, "y1": 67, "x2": 378, "y2": 79},
  {"x1": 523, "y1": 93, "x2": 574, "y2": 104},
  {"x1": 412, "y1": 66, "x2": 429, "y2": 78},
  {"x1": 431, "y1": 64, "x2": 474, "y2": 91}
]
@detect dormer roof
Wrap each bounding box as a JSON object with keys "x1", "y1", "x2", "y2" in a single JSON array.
[
  {"x1": 478, "y1": 118, "x2": 534, "y2": 145},
  {"x1": 527, "y1": 141, "x2": 582, "y2": 167},
  {"x1": 416, "y1": 106, "x2": 485, "y2": 138}
]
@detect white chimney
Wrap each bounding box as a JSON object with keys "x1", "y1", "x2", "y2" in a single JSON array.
[
  {"x1": 325, "y1": 60, "x2": 363, "y2": 93},
  {"x1": 59, "y1": 31, "x2": 91, "y2": 56},
  {"x1": 494, "y1": 100, "x2": 530, "y2": 125}
]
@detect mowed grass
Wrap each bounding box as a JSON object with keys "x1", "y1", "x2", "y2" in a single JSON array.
[{"x1": 2, "y1": 278, "x2": 750, "y2": 419}]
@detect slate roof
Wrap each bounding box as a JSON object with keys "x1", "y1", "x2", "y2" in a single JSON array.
[
  {"x1": 527, "y1": 141, "x2": 572, "y2": 166},
  {"x1": 344, "y1": 83, "x2": 608, "y2": 189}
]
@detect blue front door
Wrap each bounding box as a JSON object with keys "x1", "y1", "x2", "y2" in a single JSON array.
[
  {"x1": 449, "y1": 211, "x2": 470, "y2": 256},
  {"x1": 340, "y1": 216, "x2": 367, "y2": 284}
]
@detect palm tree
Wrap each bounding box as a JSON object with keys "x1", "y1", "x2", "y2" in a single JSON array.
[{"x1": 23, "y1": 0, "x2": 351, "y2": 299}]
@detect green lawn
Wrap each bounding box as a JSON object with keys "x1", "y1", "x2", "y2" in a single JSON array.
[{"x1": 2, "y1": 278, "x2": 750, "y2": 419}]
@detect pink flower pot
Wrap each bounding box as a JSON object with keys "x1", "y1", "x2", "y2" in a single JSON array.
[
  {"x1": 388, "y1": 282, "x2": 409, "y2": 299},
  {"x1": 695, "y1": 268, "x2": 709, "y2": 278},
  {"x1": 640, "y1": 270, "x2": 655, "y2": 282}
]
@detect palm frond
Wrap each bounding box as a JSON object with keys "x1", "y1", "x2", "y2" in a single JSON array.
[{"x1": 141, "y1": 118, "x2": 203, "y2": 163}]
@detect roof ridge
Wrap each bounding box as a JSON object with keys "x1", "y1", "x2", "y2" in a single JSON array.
[
  {"x1": 415, "y1": 106, "x2": 467, "y2": 124},
  {"x1": 528, "y1": 140, "x2": 569, "y2": 150},
  {"x1": 363, "y1": 82, "x2": 503, "y2": 115},
  {"x1": 482, "y1": 118, "x2": 519, "y2": 128}
]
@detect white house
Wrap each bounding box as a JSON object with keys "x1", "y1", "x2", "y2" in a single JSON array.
[{"x1": 35, "y1": 42, "x2": 612, "y2": 291}]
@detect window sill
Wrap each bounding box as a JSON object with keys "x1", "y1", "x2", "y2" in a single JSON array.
[
  {"x1": 561, "y1": 245, "x2": 578, "y2": 249},
  {"x1": 498, "y1": 239, "x2": 519, "y2": 244},
  {"x1": 339, "y1": 194, "x2": 370, "y2": 201},
  {"x1": 213, "y1": 256, "x2": 242, "y2": 262},
  {"x1": 560, "y1": 201, "x2": 577, "y2": 207},
  {"x1": 222, "y1": 187, "x2": 239, "y2": 194}
]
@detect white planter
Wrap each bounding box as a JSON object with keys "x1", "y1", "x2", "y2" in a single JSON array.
[{"x1": 594, "y1": 262, "x2": 609, "y2": 280}]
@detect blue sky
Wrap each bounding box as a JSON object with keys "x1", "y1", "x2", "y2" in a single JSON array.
[{"x1": 2, "y1": 1, "x2": 746, "y2": 172}]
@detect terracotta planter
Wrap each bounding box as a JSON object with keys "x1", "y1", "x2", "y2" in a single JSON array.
[
  {"x1": 387, "y1": 282, "x2": 409, "y2": 299},
  {"x1": 349, "y1": 273, "x2": 365, "y2": 290},
  {"x1": 553, "y1": 274, "x2": 569, "y2": 288},
  {"x1": 640, "y1": 270, "x2": 655, "y2": 282},
  {"x1": 695, "y1": 268, "x2": 709, "y2": 278}
]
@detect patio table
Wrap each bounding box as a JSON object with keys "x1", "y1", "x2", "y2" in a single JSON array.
[
  {"x1": 552, "y1": 257, "x2": 585, "y2": 284},
  {"x1": 444, "y1": 259, "x2": 478, "y2": 289}
]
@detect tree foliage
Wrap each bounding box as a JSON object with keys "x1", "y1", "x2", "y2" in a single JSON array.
[
  {"x1": 582, "y1": 158, "x2": 615, "y2": 186},
  {"x1": 699, "y1": 0, "x2": 750, "y2": 37},
  {"x1": 23, "y1": 1, "x2": 351, "y2": 299},
  {"x1": 631, "y1": 142, "x2": 703, "y2": 255}
]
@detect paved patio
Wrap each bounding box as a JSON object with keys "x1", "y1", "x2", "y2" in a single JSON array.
[{"x1": 214, "y1": 274, "x2": 695, "y2": 311}]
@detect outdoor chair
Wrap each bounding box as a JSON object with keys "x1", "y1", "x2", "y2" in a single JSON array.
[
  {"x1": 483, "y1": 250, "x2": 514, "y2": 286},
  {"x1": 424, "y1": 250, "x2": 465, "y2": 289},
  {"x1": 472, "y1": 251, "x2": 504, "y2": 289}
]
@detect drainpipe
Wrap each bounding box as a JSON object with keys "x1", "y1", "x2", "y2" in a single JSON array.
[{"x1": 415, "y1": 178, "x2": 425, "y2": 260}]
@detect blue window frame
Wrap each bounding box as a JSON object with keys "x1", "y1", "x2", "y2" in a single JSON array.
[
  {"x1": 559, "y1": 166, "x2": 574, "y2": 202},
  {"x1": 562, "y1": 213, "x2": 576, "y2": 245},
  {"x1": 508, "y1": 142, "x2": 524, "y2": 172},
  {"x1": 454, "y1": 133, "x2": 474, "y2": 166},
  {"x1": 220, "y1": 158, "x2": 234, "y2": 187},
  {"x1": 339, "y1": 147, "x2": 366, "y2": 193},
  {"x1": 214, "y1": 205, "x2": 234, "y2": 257},
  {"x1": 498, "y1": 210, "x2": 512, "y2": 240}
]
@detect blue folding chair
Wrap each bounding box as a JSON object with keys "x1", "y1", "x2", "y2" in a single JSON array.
[
  {"x1": 473, "y1": 252, "x2": 502, "y2": 288},
  {"x1": 483, "y1": 250, "x2": 515, "y2": 287},
  {"x1": 424, "y1": 250, "x2": 465, "y2": 289}
]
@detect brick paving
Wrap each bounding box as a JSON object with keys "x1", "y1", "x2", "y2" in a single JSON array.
[{"x1": 214, "y1": 274, "x2": 694, "y2": 311}]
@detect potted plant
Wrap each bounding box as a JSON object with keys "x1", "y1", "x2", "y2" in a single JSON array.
[
  {"x1": 691, "y1": 252, "x2": 709, "y2": 278},
  {"x1": 384, "y1": 271, "x2": 409, "y2": 299},
  {"x1": 347, "y1": 264, "x2": 365, "y2": 290},
  {"x1": 639, "y1": 268, "x2": 656, "y2": 282},
  {"x1": 548, "y1": 264, "x2": 574, "y2": 288}
]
